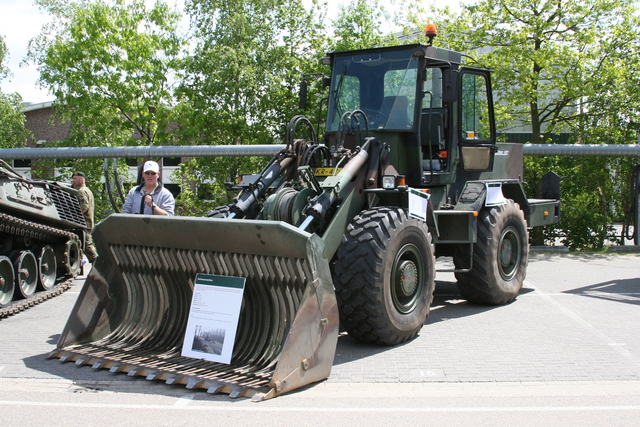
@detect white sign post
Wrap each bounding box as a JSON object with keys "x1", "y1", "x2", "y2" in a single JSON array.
[{"x1": 181, "y1": 273, "x2": 246, "y2": 365}]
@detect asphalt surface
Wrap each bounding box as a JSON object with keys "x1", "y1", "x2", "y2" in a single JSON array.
[{"x1": 1, "y1": 251, "x2": 640, "y2": 426}]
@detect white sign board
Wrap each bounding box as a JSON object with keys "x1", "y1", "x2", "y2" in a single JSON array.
[
  {"x1": 485, "y1": 182, "x2": 507, "y2": 207},
  {"x1": 181, "y1": 273, "x2": 246, "y2": 365},
  {"x1": 408, "y1": 188, "x2": 430, "y2": 221}
]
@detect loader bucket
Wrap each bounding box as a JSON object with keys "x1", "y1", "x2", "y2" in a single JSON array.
[{"x1": 50, "y1": 214, "x2": 339, "y2": 401}]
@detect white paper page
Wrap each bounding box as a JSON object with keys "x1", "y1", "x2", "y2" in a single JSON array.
[
  {"x1": 408, "y1": 188, "x2": 430, "y2": 221},
  {"x1": 181, "y1": 274, "x2": 246, "y2": 364}
]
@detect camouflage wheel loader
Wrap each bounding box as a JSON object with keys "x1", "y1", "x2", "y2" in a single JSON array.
[
  {"x1": 52, "y1": 33, "x2": 560, "y2": 400},
  {"x1": 0, "y1": 160, "x2": 86, "y2": 318}
]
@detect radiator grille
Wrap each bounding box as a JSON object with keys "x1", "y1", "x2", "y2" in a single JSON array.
[{"x1": 49, "y1": 185, "x2": 87, "y2": 228}]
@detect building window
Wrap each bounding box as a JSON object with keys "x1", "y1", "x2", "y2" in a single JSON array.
[
  {"x1": 164, "y1": 183, "x2": 181, "y2": 198},
  {"x1": 162, "y1": 157, "x2": 181, "y2": 167},
  {"x1": 13, "y1": 159, "x2": 31, "y2": 168}
]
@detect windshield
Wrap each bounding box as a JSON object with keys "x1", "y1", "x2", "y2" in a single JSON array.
[{"x1": 326, "y1": 48, "x2": 419, "y2": 132}]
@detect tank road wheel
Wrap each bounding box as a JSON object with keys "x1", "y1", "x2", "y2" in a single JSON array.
[
  {"x1": 0, "y1": 256, "x2": 16, "y2": 307},
  {"x1": 36, "y1": 245, "x2": 57, "y2": 291},
  {"x1": 63, "y1": 239, "x2": 82, "y2": 277},
  {"x1": 454, "y1": 199, "x2": 529, "y2": 305},
  {"x1": 332, "y1": 207, "x2": 436, "y2": 345},
  {"x1": 12, "y1": 251, "x2": 38, "y2": 299}
]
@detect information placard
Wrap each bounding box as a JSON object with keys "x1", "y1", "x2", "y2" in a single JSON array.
[
  {"x1": 408, "y1": 188, "x2": 430, "y2": 221},
  {"x1": 485, "y1": 182, "x2": 507, "y2": 207},
  {"x1": 181, "y1": 273, "x2": 246, "y2": 364}
]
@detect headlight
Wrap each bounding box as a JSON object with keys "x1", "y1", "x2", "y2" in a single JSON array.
[{"x1": 382, "y1": 175, "x2": 405, "y2": 189}]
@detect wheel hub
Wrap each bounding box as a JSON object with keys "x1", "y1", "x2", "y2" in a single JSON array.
[
  {"x1": 499, "y1": 226, "x2": 520, "y2": 280},
  {"x1": 500, "y1": 239, "x2": 513, "y2": 267},
  {"x1": 396, "y1": 260, "x2": 418, "y2": 297}
]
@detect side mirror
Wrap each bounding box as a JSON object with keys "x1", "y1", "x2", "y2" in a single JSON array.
[
  {"x1": 442, "y1": 69, "x2": 458, "y2": 102},
  {"x1": 299, "y1": 80, "x2": 308, "y2": 110}
]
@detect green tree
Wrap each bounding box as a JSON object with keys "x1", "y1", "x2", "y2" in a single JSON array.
[
  {"x1": 330, "y1": 0, "x2": 390, "y2": 52},
  {"x1": 0, "y1": 92, "x2": 31, "y2": 149},
  {"x1": 24, "y1": 0, "x2": 187, "y2": 218},
  {"x1": 439, "y1": 0, "x2": 640, "y2": 145},
  {"x1": 27, "y1": 0, "x2": 187, "y2": 147},
  {"x1": 174, "y1": 0, "x2": 328, "y2": 210},
  {"x1": 0, "y1": 36, "x2": 31, "y2": 149}
]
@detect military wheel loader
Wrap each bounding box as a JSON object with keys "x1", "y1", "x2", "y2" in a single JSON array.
[{"x1": 52, "y1": 34, "x2": 560, "y2": 400}]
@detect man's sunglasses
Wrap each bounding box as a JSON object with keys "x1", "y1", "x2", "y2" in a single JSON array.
[{"x1": 144, "y1": 171, "x2": 157, "y2": 175}]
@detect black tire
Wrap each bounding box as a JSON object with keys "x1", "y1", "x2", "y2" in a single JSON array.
[
  {"x1": 332, "y1": 207, "x2": 436, "y2": 345},
  {"x1": 205, "y1": 204, "x2": 232, "y2": 218},
  {"x1": 205, "y1": 203, "x2": 260, "y2": 219},
  {"x1": 454, "y1": 199, "x2": 529, "y2": 305}
]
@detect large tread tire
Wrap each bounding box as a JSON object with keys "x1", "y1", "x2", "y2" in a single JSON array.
[
  {"x1": 332, "y1": 207, "x2": 436, "y2": 345},
  {"x1": 454, "y1": 199, "x2": 529, "y2": 305},
  {"x1": 205, "y1": 204, "x2": 232, "y2": 218},
  {"x1": 205, "y1": 203, "x2": 260, "y2": 219}
]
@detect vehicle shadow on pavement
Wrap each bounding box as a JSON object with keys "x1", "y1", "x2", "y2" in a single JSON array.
[
  {"x1": 332, "y1": 279, "x2": 528, "y2": 366},
  {"x1": 562, "y1": 277, "x2": 640, "y2": 306},
  {"x1": 426, "y1": 279, "x2": 515, "y2": 325},
  {"x1": 529, "y1": 252, "x2": 632, "y2": 263}
]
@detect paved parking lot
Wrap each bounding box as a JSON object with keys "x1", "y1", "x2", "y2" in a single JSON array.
[
  {"x1": 332, "y1": 252, "x2": 640, "y2": 384},
  {"x1": 1, "y1": 251, "x2": 640, "y2": 425}
]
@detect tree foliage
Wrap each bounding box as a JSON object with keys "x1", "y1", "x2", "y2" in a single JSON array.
[
  {"x1": 0, "y1": 92, "x2": 31, "y2": 149},
  {"x1": 173, "y1": 0, "x2": 328, "y2": 208},
  {"x1": 439, "y1": 0, "x2": 640, "y2": 145},
  {"x1": 24, "y1": 0, "x2": 188, "y2": 219},
  {"x1": 0, "y1": 36, "x2": 31, "y2": 148},
  {"x1": 28, "y1": 0, "x2": 187, "y2": 147},
  {"x1": 330, "y1": 0, "x2": 390, "y2": 51}
]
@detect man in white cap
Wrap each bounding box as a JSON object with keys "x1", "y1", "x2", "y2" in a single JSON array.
[{"x1": 122, "y1": 160, "x2": 175, "y2": 215}]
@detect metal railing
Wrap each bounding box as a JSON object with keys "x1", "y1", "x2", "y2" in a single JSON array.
[
  {"x1": 2, "y1": 143, "x2": 639, "y2": 245},
  {"x1": 2, "y1": 143, "x2": 640, "y2": 160},
  {"x1": 0, "y1": 145, "x2": 285, "y2": 160}
]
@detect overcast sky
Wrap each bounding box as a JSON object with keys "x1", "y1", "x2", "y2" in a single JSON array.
[{"x1": 0, "y1": 0, "x2": 462, "y2": 104}]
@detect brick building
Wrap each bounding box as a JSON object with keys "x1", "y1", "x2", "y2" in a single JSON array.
[{"x1": 17, "y1": 101, "x2": 182, "y2": 197}]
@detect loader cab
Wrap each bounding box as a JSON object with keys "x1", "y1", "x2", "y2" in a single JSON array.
[{"x1": 323, "y1": 44, "x2": 497, "y2": 187}]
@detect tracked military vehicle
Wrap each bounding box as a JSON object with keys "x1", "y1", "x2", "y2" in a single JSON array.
[
  {"x1": 52, "y1": 32, "x2": 560, "y2": 400},
  {"x1": 0, "y1": 160, "x2": 86, "y2": 318}
]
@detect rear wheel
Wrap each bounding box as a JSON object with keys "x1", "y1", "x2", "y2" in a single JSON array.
[
  {"x1": 332, "y1": 207, "x2": 435, "y2": 345},
  {"x1": 454, "y1": 199, "x2": 528, "y2": 305}
]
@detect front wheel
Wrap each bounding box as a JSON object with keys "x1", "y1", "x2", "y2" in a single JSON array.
[
  {"x1": 332, "y1": 207, "x2": 436, "y2": 345},
  {"x1": 454, "y1": 199, "x2": 529, "y2": 305}
]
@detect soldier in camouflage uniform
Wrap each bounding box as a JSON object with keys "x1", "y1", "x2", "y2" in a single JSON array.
[{"x1": 72, "y1": 172, "x2": 99, "y2": 264}]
